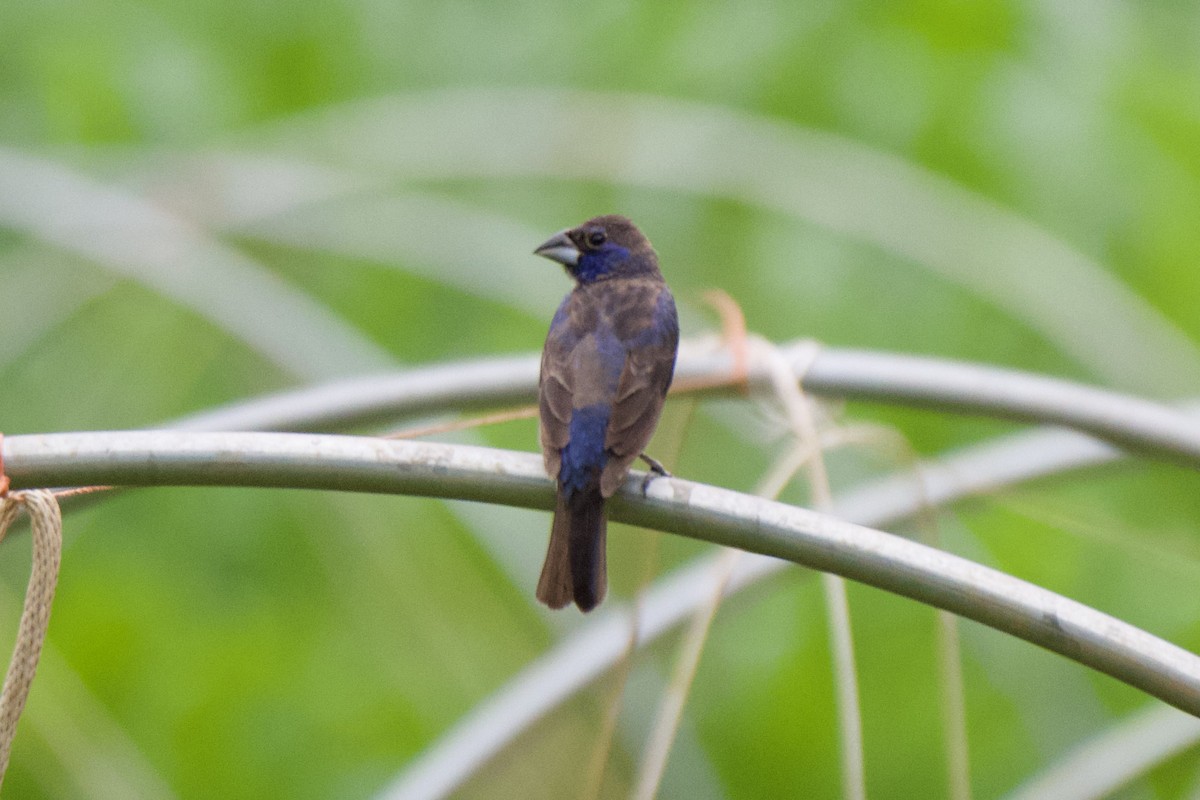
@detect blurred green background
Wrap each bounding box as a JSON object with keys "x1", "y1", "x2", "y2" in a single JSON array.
[{"x1": 2, "y1": 1, "x2": 1200, "y2": 798}]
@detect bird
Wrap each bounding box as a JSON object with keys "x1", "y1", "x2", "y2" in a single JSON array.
[{"x1": 533, "y1": 215, "x2": 679, "y2": 611}]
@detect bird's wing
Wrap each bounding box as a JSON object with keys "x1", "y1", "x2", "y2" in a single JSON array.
[
  {"x1": 538, "y1": 318, "x2": 575, "y2": 480},
  {"x1": 600, "y1": 289, "x2": 679, "y2": 497}
]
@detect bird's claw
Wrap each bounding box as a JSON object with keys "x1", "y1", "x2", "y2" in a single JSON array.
[{"x1": 639, "y1": 453, "x2": 671, "y2": 495}]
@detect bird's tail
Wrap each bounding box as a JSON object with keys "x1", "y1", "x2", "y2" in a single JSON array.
[{"x1": 536, "y1": 488, "x2": 607, "y2": 612}]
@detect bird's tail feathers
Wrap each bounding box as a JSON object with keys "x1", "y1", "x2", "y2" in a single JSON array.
[
  {"x1": 536, "y1": 488, "x2": 607, "y2": 612},
  {"x1": 567, "y1": 488, "x2": 607, "y2": 611},
  {"x1": 536, "y1": 492, "x2": 574, "y2": 609}
]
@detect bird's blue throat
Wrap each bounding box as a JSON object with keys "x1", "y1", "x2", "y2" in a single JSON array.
[{"x1": 571, "y1": 244, "x2": 631, "y2": 283}]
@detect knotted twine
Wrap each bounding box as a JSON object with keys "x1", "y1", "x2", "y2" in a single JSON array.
[{"x1": 0, "y1": 488, "x2": 63, "y2": 790}]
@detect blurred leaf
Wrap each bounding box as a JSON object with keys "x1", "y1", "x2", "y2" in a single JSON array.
[{"x1": 2, "y1": 1, "x2": 1200, "y2": 797}]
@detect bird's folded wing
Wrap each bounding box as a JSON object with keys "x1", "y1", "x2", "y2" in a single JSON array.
[
  {"x1": 601, "y1": 331, "x2": 677, "y2": 497},
  {"x1": 538, "y1": 343, "x2": 574, "y2": 479}
]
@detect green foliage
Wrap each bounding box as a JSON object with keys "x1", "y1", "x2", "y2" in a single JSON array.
[{"x1": 2, "y1": 0, "x2": 1200, "y2": 797}]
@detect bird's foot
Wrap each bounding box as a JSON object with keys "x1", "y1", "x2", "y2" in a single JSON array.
[{"x1": 639, "y1": 453, "x2": 671, "y2": 495}]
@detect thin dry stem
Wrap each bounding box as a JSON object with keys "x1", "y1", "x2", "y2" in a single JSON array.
[
  {"x1": 756, "y1": 338, "x2": 866, "y2": 800},
  {"x1": 383, "y1": 406, "x2": 537, "y2": 440}
]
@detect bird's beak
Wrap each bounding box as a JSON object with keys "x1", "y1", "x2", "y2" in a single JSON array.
[{"x1": 534, "y1": 229, "x2": 580, "y2": 267}]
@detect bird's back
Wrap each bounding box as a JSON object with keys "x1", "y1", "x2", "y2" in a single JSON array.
[{"x1": 539, "y1": 277, "x2": 677, "y2": 489}]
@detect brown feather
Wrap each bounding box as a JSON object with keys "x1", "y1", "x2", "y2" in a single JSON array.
[
  {"x1": 538, "y1": 349, "x2": 572, "y2": 477},
  {"x1": 566, "y1": 489, "x2": 607, "y2": 611},
  {"x1": 536, "y1": 493, "x2": 574, "y2": 609},
  {"x1": 600, "y1": 286, "x2": 678, "y2": 497}
]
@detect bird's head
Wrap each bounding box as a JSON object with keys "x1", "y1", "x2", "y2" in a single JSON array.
[{"x1": 534, "y1": 215, "x2": 658, "y2": 284}]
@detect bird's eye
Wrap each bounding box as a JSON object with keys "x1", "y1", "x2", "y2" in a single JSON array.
[{"x1": 587, "y1": 230, "x2": 607, "y2": 247}]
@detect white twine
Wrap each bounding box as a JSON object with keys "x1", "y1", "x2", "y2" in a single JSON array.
[{"x1": 0, "y1": 489, "x2": 63, "y2": 790}]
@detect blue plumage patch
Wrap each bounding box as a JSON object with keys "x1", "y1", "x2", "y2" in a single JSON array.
[
  {"x1": 573, "y1": 243, "x2": 631, "y2": 283},
  {"x1": 559, "y1": 403, "x2": 611, "y2": 497}
]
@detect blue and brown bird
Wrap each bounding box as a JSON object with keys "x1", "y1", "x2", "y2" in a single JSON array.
[{"x1": 533, "y1": 215, "x2": 679, "y2": 611}]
